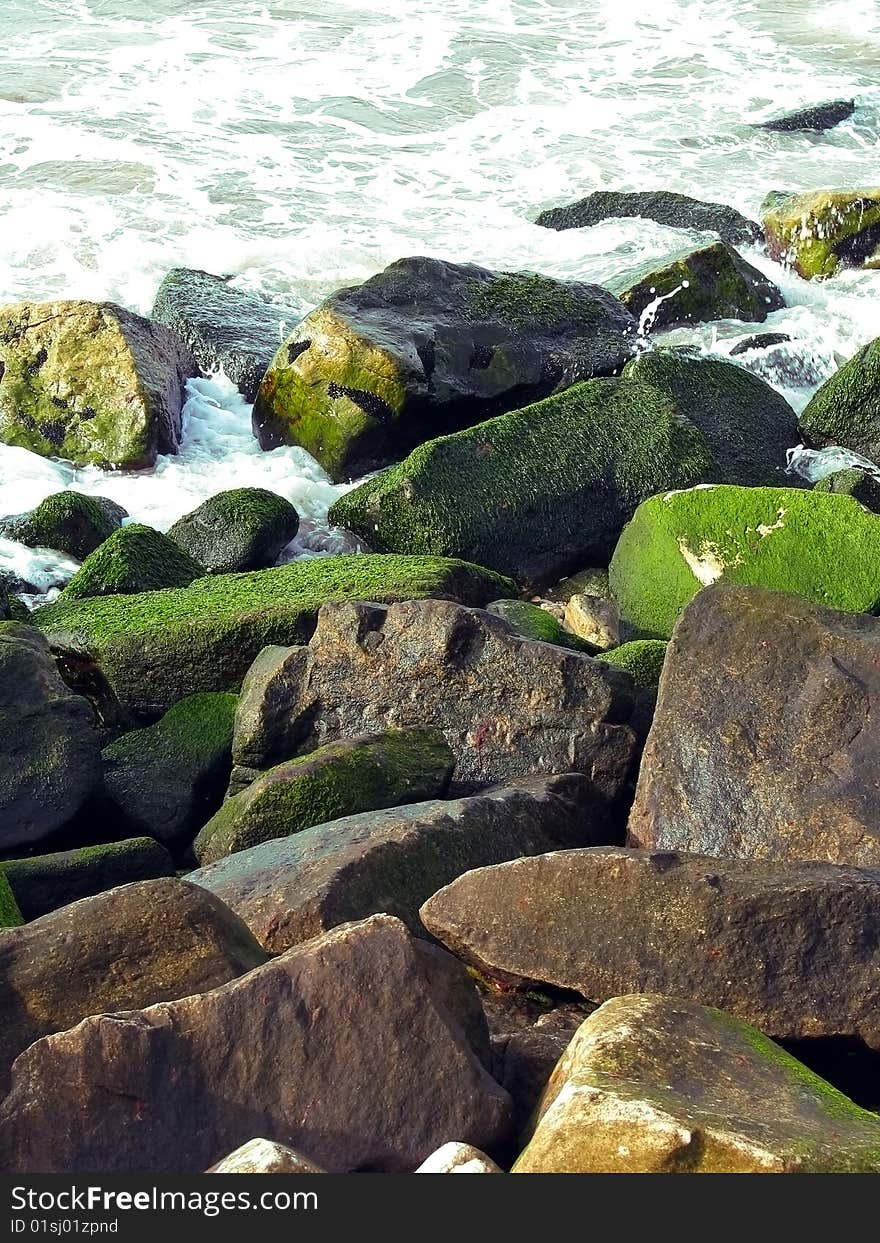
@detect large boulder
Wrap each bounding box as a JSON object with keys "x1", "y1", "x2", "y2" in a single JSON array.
[
  {"x1": 609, "y1": 485, "x2": 880, "y2": 638},
  {"x1": 628, "y1": 586, "x2": 880, "y2": 865},
  {"x1": 190, "y1": 775, "x2": 605, "y2": 951},
  {"x1": 535, "y1": 190, "x2": 762, "y2": 245},
  {"x1": 329, "y1": 352, "x2": 798, "y2": 586},
  {"x1": 512, "y1": 995, "x2": 880, "y2": 1173},
  {"x1": 0, "y1": 622, "x2": 102, "y2": 851},
  {"x1": 229, "y1": 599, "x2": 637, "y2": 804},
  {"x1": 151, "y1": 268, "x2": 299, "y2": 402},
  {"x1": 252, "y1": 256, "x2": 637, "y2": 481},
  {"x1": 32, "y1": 554, "x2": 515, "y2": 722},
  {"x1": 59, "y1": 524, "x2": 205, "y2": 600},
  {"x1": 798, "y1": 337, "x2": 880, "y2": 464},
  {"x1": 193, "y1": 728, "x2": 454, "y2": 864},
  {"x1": 0, "y1": 876, "x2": 267, "y2": 1094},
  {"x1": 0, "y1": 300, "x2": 197, "y2": 469},
  {"x1": 167, "y1": 488, "x2": 299, "y2": 574},
  {"x1": 0, "y1": 914, "x2": 512, "y2": 1174},
  {"x1": 0, "y1": 492, "x2": 121, "y2": 561},
  {"x1": 762, "y1": 187, "x2": 880, "y2": 279},
  {"x1": 421, "y1": 846, "x2": 880, "y2": 1049},
  {"x1": 755, "y1": 99, "x2": 855, "y2": 132}
]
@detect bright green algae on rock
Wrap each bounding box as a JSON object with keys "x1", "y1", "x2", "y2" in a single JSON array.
[
  {"x1": 799, "y1": 337, "x2": 880, "y2": 463},
  {"x1": 60, "y1": 524, "x2": 205, "y2": 600},
  {"x1": 485, "y1": 600, "x2": 596, "y2": 652},
  {"x1": 167, "y1": 487, "x2": 300, "y2": 574},
  {"x1": 0, "y1": 870, "x2": 22, "y2": 928},
  {"x1": 762, "y1": 187, "x2": 880, "y2": 279},
  {"x1": 0, "y1": 492, "x2": 118, "y2": 561},
  {"x1": 609, "y1": 485, "x2": 880, "y2": 639},
  {"x1": 597, "y1": 640, "x2": 667, "y2": 688}
]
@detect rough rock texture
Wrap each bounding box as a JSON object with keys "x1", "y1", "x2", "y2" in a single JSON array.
[
  {"x1": 609, "y1": 485, "x2": 880, "y2": 638},
  {"x1": 151, "y1": 268, "x2": 300, "y2": 402},
  {"x1": 415, "y1": 1143, "x2": 502, "y2": 1173},
  {"x1": 167, "y1": 488, "x2": 300, "y2": 574},
  {"x1": 485, "y1": 599, "x2": 596, "y2": 652},
  {"x1": 59, "y1": 524, "x2": 205, "y2": 600},
  {"x1": 536, "y1": 190, "x2": 762, "y2": 245},
  {"x1": 0, "y1": 300, "x2": 197, "y2": 469},
  {"x1": 33, "y1": 554, "x2": 515, "y2": 722},
  {"x1": 756, "y1": 99, "x2": 855, "y2": 132},
  {"x1": 422, "y1": 846, "x2": 880, "y2": 1048},
  {"x1": 230, "y1": 599, "x2": 636, "y2": 804},
  {"x1": 190, "y1": 775, "x2": 606, "y2": 952},
  {"x1": 0, "y1": 492, "x2": 120, "y2": 560},
  {"x1": 0, "y1": 622, "x2": 101, "y2": 851},
  {"x1": 799, "y1": 337, "x2": 880, "y2": 463},
  {"x1": 628, "y1": 585, "x2": 880, "y2": 866},
  {"x1": 762, "y1": 187, "x2": 880, "y2": 279},
  {"x1": 0, "y1": 876, "x2": 267, "y2": 1095},
  {"x1": 563, "y1": 594, "x2": 619, "y2": 649},
  {"x1": 813, "y1": 467, "x2": 880, "y2": 514},
  {"x1": 252, "y1": 256, "x2": 637, "y2": 480},
  {"x1": 0, "y1": 914, "x2": 512, "y2": 1174},
  {"x1": 597, "y1": 640, "x2": 666, "y2": 689},
  {"x1": 207, "y1": 1139, "x2": 326, "y2": 1174}
]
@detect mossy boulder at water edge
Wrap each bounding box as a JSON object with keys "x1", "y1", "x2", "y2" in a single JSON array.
[
  {"x1": 0, "y1": 301, "x2": 197, "y2": 469},
  {"x1": 798, "y1": 337, "x2": 880, "y2": 464},
  {"x1": 252, "y1": 256, "x2": 636, "y2": 481},
  {"x1": 33, "y1": 554, "x2": 516, "y2": 721},
  {"x1": 535, "y1": 189, "x2": 762, "y2": 245},
  {"x1": 59, "y1": 524, "x2": 205, "y2": 599},
  {"x1": 167, "y1": 488, "x2": 299, "y2": 574},
  {"x1": 762, "y1": 187, "x2": 880, "y2": 278},
  {"x1": 0, "y1": 492, "x2": 122, "y2": 561},
  {"x1": 609, "y1": 485, "x2": 880, "y2": 638}
]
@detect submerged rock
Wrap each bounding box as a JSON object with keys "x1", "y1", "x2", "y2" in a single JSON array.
[
  {"x1": 535, "y1": 189, "x2": 762, "y2": 245},
  {"x1": 167, "y1": 487, "x2": 300, "y2": 574},
  {"x1": 59, "y1": 524, "x2": 205, "y2": 599},
  {"x1": 208, "y1": 1139, "x2": 326, "y2": 1174},
  {"x1": 762, "y1": 187, "x2": 880, "y2": 278},
  {"x1": 0, "y1": 492, "x2": 121, "y2": 561},
  {"x1": 798, "y1": 336, "x2": 880, "y2": 463},
  {"x1": 755, "y1": 99, "x2": 855, "y2": 132}
]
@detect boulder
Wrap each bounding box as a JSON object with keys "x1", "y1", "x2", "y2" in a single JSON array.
[
  {"x1": 59, "y1": 524, "x2": 205, "y2": 600},
  {"x1": 762, "y1": 187, "x2": 880, "y2": 278},
  {"x1": 485, "y1": 599, "x2": 596, "y2": 652},
  {"x1": 415, "y1": 1143, "x2": 502, "y2": 1173},
  {"x1": 597, "y1": 640, "x2": 666, "y2": 688},
  {"x1": 0, "y1": 876, "x2": 267, "y2": 1094},
  {"x1": 628, "y1": 586, "x2": 880, "y2": 865},
  {"x1": 609, "y1": 241, "x2": 784, "y2": 331},
  {"x1": 330, "y1": 352, "x2": 798, "y2": 586},
  {"x1": 1, "y1": 837, "x2": 174, "y2": 921},
  {"x1": 756, "y1": 99, "x2": 855, "y2": 132},
  {"x1": 0, "y1": 622, "x2": 101, "y2": 851},
  {"x1": 609, "y1": 485, "x2": 880, "y2": 638},
  {"x1": 798, "y1": 337, "x2": 880, "y2": 463},
  {"x1": 151, "y1": 268, "x2": 299, "y2": 402},
  {"x1": 252, "y1": 256, "x2": 636, "y2": 481},
  {"x1": 497, "y1": 1007, "x2": 589, "y2": 1133},
  {"x1": 229, "y1": 599, "x2": 636, "y2": 802},
  {"x1": 0, "y1": 914, "x2": 512, "y2": 1174},
  {"x1": 421, "y1": 846, "x2": 880, "y2": 1048},
  {"x1": 512, "y1": 995, "x2": 880, "y2": 1173},
  {"x1": 0, "y1": 492, "x2": 120, "y2": 560},
  {"x1": 101, "y1": 693, "x2": 238, "y2": 848},
  {"x1": 32, "y1": 553, "x2": 515, "y2": 722},
  {"x1": 167, "y1": 488, "x2": 300, "y2": 574},
  {"x1": 190, "y1": 775, "x2": 605, "y2": 951},
  {"x1": 207, "y1": 1139, "x2": 325, "y2": 1174},
  {"x1": 535, "y1": 190, "x2": 761, "y2": 245},
  {"x1": 563, "y1": 594, "x2": 619, "y2": 649},
  {"x1": 814, "y1": 467, "x2": 880, "y2": 514},
  {"x1": 0, "y1": 873, "x2": 21, "y2": 928},
  {"x1": 0, "y1": 300, "x2": 197, "y2": 469}
]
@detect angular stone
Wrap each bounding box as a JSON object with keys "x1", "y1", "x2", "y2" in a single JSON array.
[
  {"x1": 536, "y1": 190, "x2": 761, "y2": 245},
  {"x1": 563, "y1": 595, "x2": 619, "y2": 649},
  {"x1": 415, "y1": 1143, "x2": 502, "y2": 1173},
  {"x1": 799, "y1": 336, "x2": 880, "y2": 464},
  {"x1": 167, "y1": 488, "x2": 300, "y2": 574},
  {"x1": 762, "y1": 187, "x2": 880, "y2": 279},
  {"x1": 207, "y1": 1139, "x2": 325, "y2": 1174}
]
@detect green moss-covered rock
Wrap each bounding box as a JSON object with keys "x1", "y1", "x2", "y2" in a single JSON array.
[
  {"x1": 0, "y1": 492, "x2": 120, "y2": 560},
  {"x1": 813, "y1": 467, "x2": 880, "y2": 514},
  {"x1": 485, "y1": 599, "x2": 596, "y2": 652},
  {"x1": 0, "y1": 582, "x2": 29, "y2": 622},
  {"x1": 536, "y1": 190, "x2": 762, "y2": 245},
  {"x1": 799, "y1": 337, "x2": 880, "y2": 463},
  {"x1": 597, "y1": 640, "x2": 667, "y2": 688},
  {"x1": 167, "y1": 488, "x2": 300, "y2": 574},
  {"x1": 0, "y1": 871, "x2": 22, "y2": 928},
  {"x1": 33, "y1": 553, "x2": 516, "y2": 721},
  {"x1": 762, "y1": 187, "x2": 880, "y2": 279},
  {"x1": 609, "y1": 485, "x2": 880, "y2": 638},
  {"x1": 609, "y1": 241, "x2": 784, "y2": 331},
  {"x1": 193, "y1": 728, "x2": 455, "y2": 864},
  {"x1": 0, "y1": 300, "x2": 197, "y2": 469},
  {"x1": 60, "y1": 524, "x2": 205, "y2": 600},
  {"x1": 0, "y1": 837, "x2": 174, "y2": 921}
]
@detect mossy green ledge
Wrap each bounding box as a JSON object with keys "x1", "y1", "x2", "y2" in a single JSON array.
[{"x1": 32, "y1": 553, "x2": 516, "y2": 721}]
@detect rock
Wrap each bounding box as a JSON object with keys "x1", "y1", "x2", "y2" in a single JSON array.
[
  {"x1": 535, "y1": 190, "x2": 762, "y2": 245},
  {"x1": 485, "y1": 599, "x2": 596, "y2": 652},
  {"x1": 0, "y1": 583, "x2": 28, "y2": 622},
  {"x1": 0, "y1": 914, "x2": 512, "y2": 1174},
  {"x1": 814, "y1": 467, "x2": 880, "y2": 514},
  {"x1": 415, "y1": 1143, "x2": 502, "y2": 1173},
  {"x1": 190, "y1": 775, "x2": 606, "y2": 951},
  {"x1": 756, "y1": 99, "x2": 855, "y2": 132},
  {"x1": 33, "y1": 553, "x2": 515, "y2": 722},
  {"x1": 0, "y1": 492, "x2": 120, "y2": 560},
  {"x1": 0, "y1": 300, "x2": 197, "y2": 469},
  {"x1": 762, "y1": 187, "x2": 880, "y2": 279},
  {"x1": 0, "y1": 622, "x2": 101, "y2": 851},
  {"x1": 229, "y1": 599, "x2": 636, "y2": 803},
  {"x1": 798, "y1": 337, "x2": 880, "y2": 463},
  {"x1": 102, "y1": 693, "x2": 238, "y2": 848},
  {"x1": 0, "y1": 872, "x2": 21, "y2": 928},
  {"x1": 58, "y1": 524, "x2": 205, "y2": 600},
  {"x1": 0, "y1": 876, "x2": 267, "y2": 1095},
  {"x1": 207, "y1": 1138, "x2": 326, "y2": 1174},
  {"x1": 151, "y1": 268, "x2": 299, "y2": 402},
  {"x1": 597, "y1": 640, "x2": 666, "y2": 689},
  {"x1": 609, "y1": 485, "x2": 880, "y2": 638},
  {"x1": 563, "y1": 595, "x2": 620, "y2": 649},
  {"x1": 1, "y1": 837, "x2": 174, "y2": 921},
  {"x1": 167, "y1": 488, "x2": 300, "y2": 574},
  {"x1": 330, "y1": 352, "x2": 798, "y2": 586},
  {"x1": 498, "y1": 1008, "x2": 589, "y2": 1133},
  {"x1": 609, "y1": 242, "x2": 784, "y2": 332},
  {"x1": 628, "y1": 585, "x2": 880, "y2": 864},
  {"x1": 252, "y1": 256, "x2": 636, "y2": 481},
  {"x1": 422, "y1": 846, "x2": 880, "y2": 1049},
  {"x1": 729, "y1": 331, "x2": 792, "y2": 356}
]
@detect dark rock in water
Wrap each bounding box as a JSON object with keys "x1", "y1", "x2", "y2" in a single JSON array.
[
  {"x1": 799, "y1": 337, "x2": 880, "y2": 462},
  {"x1": 252, "y1": 256, "x2": 637, "y2": 481},
  {"x1": 151, "y1": 268, "x2": 299, "y2": 402},
  {"x1": 190, "y1": 775, "x2": 607, "y2": 951},
  {"x1": 813, "y1": 467, "x2": 880, "y2": 514},
  {"x1": 535, "y1": 190, "x2": 762, "y2": 245},
  {"x1": 628, "y1": 585, "x2": 880, "y2": 866},
  {"x1": 167, "y1": 487, "x2": 299, "y2": 574},
  {"x1": 763, "y1": 187, "x2": 880, "y2": 278},
  {"x1": 0, "y1": 876, "x2": 267, "y2": 1095},
  {"x1": 0, "y1": 492, "x2": 121, "y2": 561},
  {"x1": 59, "y1": 523, "x2": 205, "y2": 600},
  {"x1": 729, "y1": 331, "x2": 792, "y2": 355},
  {"x1": 756, "y1": 99, "x2": 855, "y2": 132},
  {"x1": 0, "y1": 914, "x2": 512, "y2": 1174}
]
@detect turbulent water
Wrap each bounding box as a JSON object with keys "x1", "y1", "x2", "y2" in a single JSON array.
[{"x1": 1, "y1": 0, "x2": 879, "y2": 593}]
